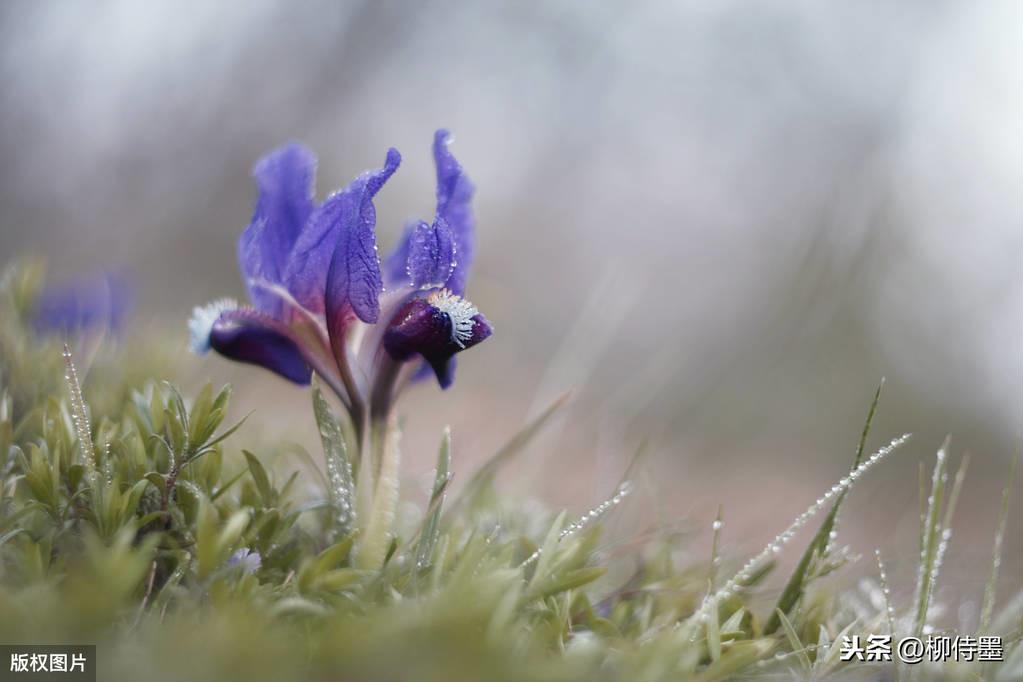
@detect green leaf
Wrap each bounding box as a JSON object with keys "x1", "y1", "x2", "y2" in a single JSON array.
[
  {"x1": 243, "y1": 450, "x2": 274, "y2": 506},
  {"x1": 312, "y1": 383, "x2": 356, "y2": 536},
  {"x1": 315, "y1": 568, "x2": 362, "y2": 592},
  {"x1": 164, "y1": 406, "x2": 186, "y2": 457},
  {"x1": 530, "y1": 566, "x2": 606, "y2": 600},
  {"x1": 211, "y1": 467, "x2": 248, "y2": 501},
  {"x1": 312, "y1": 535, "x2": 356, "y2": 573},
  {"x1": 981, "y1": 453, "x2": 1017, "y2": 634},
  {"x1": 775, "y1": 608, "x2": 811, "y2": 671},
  {"x1": 298, "y1": 536, "x2": 357, "y2": 592},
  {"x1": 913, "y1": 438, "x2": 949, "y2": 636},
  {"x1": 122, "y1": 478, "x2": 152, "y2": 520},
  {"x1": 528, "y1": 510, "x2": 567, "y2": 589},
  {"x1": 198, "y1": 412, "x2": 250, "y2": 452},
  {"x1": 720, "y1": 606, "x2": 747, "y2": 638},
  {"x1": 186, "y1": 383, "x2": 214, "y2": 449},
  {"x1": 145, "y1": 472, "x2": 167, "y2": 497},
  {"x1": 706, "y1": 600, "x2": 722, "y2": 661},
  {"x1": 415, "y1": 426, "x2": 452, "y2": 572},
  {"x1": 693, "y1": 640, "x2": 775, "y2": 682},
  {"x1": 136, "y1": 511, "x2": 166, "y2": 529}
]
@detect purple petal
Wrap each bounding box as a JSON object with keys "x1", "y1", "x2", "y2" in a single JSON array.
[
  {"x1": 287, "y1": 149, "x2": 400, "y2": 318},
  {"x1": 320, "y1": 149, "x2": 401, "y2": 364},
  {"x1": 238, "y1": 144, "x2": 317, "y2": 316},
  {"x1": 208, "y1": 308, "x2": 312, "y2": 385},
  {"x1": 383, "y1": 221, "x2": 415, "y2": 288},
  {"x1": 428, "y1": 356, "x2": 458, "y2": 390},
  {"x1": 434, "y1": 130, "x2": 475, "y2": 295},
  {"x1": 406, "y1": 217, "x2": 456, "y2": 289},
  {"x1": 227, "y1": 548, "x2": 262, "y2": 575},
  {"x1": 382, "y1": 295, "x2": 492, "y2": 389}
]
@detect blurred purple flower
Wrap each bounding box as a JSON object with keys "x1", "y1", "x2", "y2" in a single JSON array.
[
  {"x1": 227, "y1": 548, "x2": 262, "y2": 575},
  {"x1": 189, "y1": 130, "x2": 491, "y2": 426},
  {"x1": 33, "y1": 273, "x2": 133, "y2": 338}
]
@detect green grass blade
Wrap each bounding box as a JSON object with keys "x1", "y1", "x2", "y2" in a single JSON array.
[
  {"x1": 913, "y1": 437, "x2": 949, "y2": 637},
  {"x1": 709, "y1": 505, "x2": 723, "y2": 591},
  {"x1": 414, "y1": 426, "x2": 452, "y2": 572},
  {"x1": 527, "y1": 510, "x2": 567, "y2": 589},
  {"x1": 529, "y1": 566, "x2": 606, "y2": 600},
  {"x1": 775, "y1": 608, "x2": 812, "y2": 671},
  {"x1": 765, "y1": 379, "x2": 884, "y2": 634},
  {"x1": 981, "y1": 452, "x2": 1017, "y2": 634},
  {"x1": 706, "y1": 596, "x2": 722, "y2": 661},
  {"x1": 688, "y1": 433, "x2": 910, "y2": 633},
  {"x1": 63, "y1": 344, "x2": 97, "y2": 484},
  {"x1": 875, "y1": 549, "x2": 897, "y2": 638}
]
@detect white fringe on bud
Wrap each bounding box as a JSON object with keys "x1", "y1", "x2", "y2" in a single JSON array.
[
  {"x1": 427, "y1": 289, "x2": 478, "y2": 347},
  {"x1": 187, "y1": 298, "x2": 238, "y2": 354}
]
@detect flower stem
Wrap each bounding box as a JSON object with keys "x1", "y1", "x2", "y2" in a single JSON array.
[{"x1": 355, "y1": 414, "x2": 401, "y2": 570}]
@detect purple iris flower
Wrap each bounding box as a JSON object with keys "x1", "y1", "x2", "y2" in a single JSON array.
[
  {"x1": 189, "y1": 130, "x2": 492, "y2": 428},
  {"x1": 33, "y1": 273, "x2": 132, "y2": 338}
]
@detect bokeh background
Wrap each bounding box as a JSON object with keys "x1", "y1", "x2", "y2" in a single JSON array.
[{"x1": 3, "y1": 0, "x2": 1022, "y2": 613}]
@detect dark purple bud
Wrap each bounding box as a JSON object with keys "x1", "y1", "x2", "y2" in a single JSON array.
[
  {"x1": 382, "y1": 290, "x2": 492, "y2": 389},
  {"x1": 190, "y1": 300, "x2": 312, "y2": 386}
]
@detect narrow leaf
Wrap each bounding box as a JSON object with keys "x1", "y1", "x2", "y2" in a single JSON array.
[
  {"x1": 981, "y1": 453, "x2": 1017, "y2": 633},
  {"x1": 775, "y1": 608, "x2": 812, "y2": 671},
  {"x1": 62, "y1": 344, "x2": 97, "y2": 484},
  {"x1": 913, "y1": 437, "x2": 949, "y2": 637},
  {"x1": 530, "y1": 566, "x2": 606, "y2": 600},
  {"x1": 312, "y1": 383, "x2": 356, "y2": 536},
  {"x1": 415, "y1": 426, "x2": 452, "y2": 571},
  {"x1": 766, "y1": 378, "x2": 883, "y2": 634},
  {"x1": 243, "y1": 451, "x2": 274, "y2": 506}
]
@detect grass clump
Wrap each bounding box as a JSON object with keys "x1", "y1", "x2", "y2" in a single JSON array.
[{"x1": 0, "y1": 260, "x2": 1021, "y2": 681}]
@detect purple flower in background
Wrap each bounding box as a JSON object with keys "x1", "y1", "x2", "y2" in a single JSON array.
[
  {"x1": 33, "y1": 273, "x2": 133, "y2": 339},
  {"x1": 227, "y1": 548, "x2": 262, "y2": 575},
  {"x1": 189, "y1": 130, "x2": 492, "y2": 428}
]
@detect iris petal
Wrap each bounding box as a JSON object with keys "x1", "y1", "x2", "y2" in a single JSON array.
[
  {"x1": 238, "y1": 144, "x2": 317, "y2": 317},
  {"x1": 383, "y1": 217, "x2": 457, "y2": 291},
  {"x1": 320, "y1": 150, "x2": 401, "y2": 366},
  {"x1": 407, "y1": 217, "x2": 456, "y2": 289},
  {"x1": 383, "y1": 222, "x2": 415, "y2": 288},
  {"x1": 288, "y1": 149, "x2": 400, "y2": 320},
  {"x1": 209, "y1": 308, "x2": 312, "y2": 385},
  {"x1": 434, "y1": 130, "x2": 475, "y2": 295}
]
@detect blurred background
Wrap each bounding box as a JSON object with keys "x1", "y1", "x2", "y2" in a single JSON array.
[{"x1": 2, "y1": 0, "x2": 1022, "y2": 610}]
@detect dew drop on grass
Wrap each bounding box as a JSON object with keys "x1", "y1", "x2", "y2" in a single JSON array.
[{"x1": 682, "y1": 434, "x2": 911, "y2": 629}]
